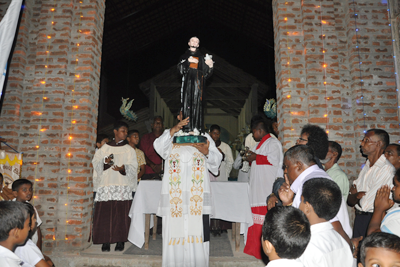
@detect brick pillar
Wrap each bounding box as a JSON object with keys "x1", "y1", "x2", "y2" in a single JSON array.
[
  {"x1": 0, "y1": 0, "x2": 105, "y2": 253},
  {"x1": 273, "y1": 0, "x2": 398, "y2": 180}
]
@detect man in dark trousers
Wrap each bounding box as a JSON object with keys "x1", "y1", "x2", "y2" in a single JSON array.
[{"x1": 347, "y1": 129, "x2": 395, "y2": 238}]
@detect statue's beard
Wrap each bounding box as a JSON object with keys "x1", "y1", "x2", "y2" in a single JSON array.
[{"x1": 190, "y1": 46, "x2": 198, "y2": 49}]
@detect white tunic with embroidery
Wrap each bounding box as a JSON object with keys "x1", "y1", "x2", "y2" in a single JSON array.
[
  {"x1": 92, "y1": 143, "x2": 138, "y2": 202},
  {"x1": 154, "y1": 130, "x2": 222, "y2": 267}
]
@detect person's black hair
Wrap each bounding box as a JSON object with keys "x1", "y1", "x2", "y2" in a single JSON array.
[
  {"x1": 301, "y1": 124, "x2": 329, "y2": 160},
  {"x1": 395, "y1": 168, "x2": 400, "y2": 184},
  {"x1": 328, "y1": 141, "x2": 343, "y2": 163},
  {"x1": 153, "y1": 116, "x2": 164, "y2": 124},
  {"x1": 22, "y1": 202, "x2": 35, "y2": 239},
  {"x1": 302, "y1": 178, "x2": 342, "y2": 221},
  {"x1": 387, "y1": 143, "x2": 400, "y2": 156},
  {"x1": 127, "y1": 130, "x2": 139, "y2": 137},
  {"x1": 12, "y1": 178, "x2": 33, "y2": 192},
  {"x1": 113, "y1": 121, "x2": 129, "y2": 131},
  {"x1": 359, "y1": 232, "x2": 400, "y2": 266},
  {"x1": 96, "y1": 134, "x2": 109, "y2": 144},
  {"x1": 209, "y1": 124, "x2": 220, "y2": 133},
  {"x1": 284, "y1": 145, "x2": 316, "y2": 166},
  {"x1": 0, "y1": 201, "x2": 29, "y2": 242},
  {"x1": 0, "y1": 172, "x2": 3, "y2": 183},
  {"x1": 250, "y1": 114, "x2": 270, "y2": 133},
  {"x1": 367, "y1": 129, "x2": 390, "y2": 150},
  {"x1": 262, "y1": 206, "x2": 311, "y2": 259}
]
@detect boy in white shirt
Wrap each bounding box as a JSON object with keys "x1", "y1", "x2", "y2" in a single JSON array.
[
  {"x1": 298, "y1": 178, "x2": 353, "y2": 267},
  {"x1": 11, "y1": 179, "x2": 42, "y2": 249},
  {"x1": 15, "y1": 202, "x2": 54, "y2": 267},
  {"x1": 0, "y1": 201, "x2": 31, "y2": 267},
  {"x1": 261, "y1": 206, "x2": 310, "y2": 267},
  {"x1": 358, "y1": 232, "x2": 400, "y2": 267}
]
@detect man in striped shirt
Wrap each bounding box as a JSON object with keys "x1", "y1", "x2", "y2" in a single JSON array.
[{"x1": 347, "y1": 129, "x2": 395, "y2": 239}]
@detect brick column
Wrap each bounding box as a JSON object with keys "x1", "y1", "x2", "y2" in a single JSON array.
[
  {"x1": 0, "y1": 0, "x2": 105, "y2": 253},
  {"x1": 273, "y1": 0, "x2": 398, "y2": 180}
]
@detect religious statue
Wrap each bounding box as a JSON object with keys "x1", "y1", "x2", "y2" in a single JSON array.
[{"x1": 178, "y1": 36, "x2": 214, "y2": 134}]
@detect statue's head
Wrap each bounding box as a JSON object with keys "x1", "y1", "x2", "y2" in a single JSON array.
[{"x1": 188, "y1": 37, "x2": 200, "y2": 50}]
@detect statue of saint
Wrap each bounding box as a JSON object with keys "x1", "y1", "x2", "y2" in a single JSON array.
[{"x1": 178, "y1": 37, "x2": 214, "y2": 134}]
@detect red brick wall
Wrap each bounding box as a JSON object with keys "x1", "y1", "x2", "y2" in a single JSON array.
[
  {"x1": 273, "y1": 0, "x2": 399, "y2": 180},
  {"x1": 0, "y1": 0, "x2": 105, "y2": 253}
]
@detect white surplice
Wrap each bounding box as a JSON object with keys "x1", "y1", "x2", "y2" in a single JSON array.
[
  {"x1": 154, "y1": 130, "x2": 222, "y2": 267},
  {"x1": 215, "y1": 141, "x2": 234, "y2": 181},
  {"x1": 249, "y1": 134, "x2": 284, "y2": 208}
]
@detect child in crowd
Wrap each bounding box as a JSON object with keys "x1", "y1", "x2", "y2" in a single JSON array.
[
  {"x1": 358, "y1": 232, "x2": 400, "y2": 267},
  {"x1": 0, "y1": 201, "x2": 31, "y2": 267},
  {"x1": 15, "y1": 202, "x2": 54, "y2": 267},
  {"x1": 12, "y1": 179, "x2": 42, "y2": 250},
  {"x1": 126, "y1": 130, "x2": 146, "y2": 182},
  {"x1": 95, "y1": 134, "x2": 109, "y2": 151},
  {"x1": 298, "y1": 178, "x2": 353, "y2": 267},
  {"x1": 93, "y1": 134, "x2": 110, "y2": 198},
  {"x1": 261, "y1": 206, "x2": 310, "y2": 267}
]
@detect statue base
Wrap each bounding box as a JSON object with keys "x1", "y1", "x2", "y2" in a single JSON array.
[{"x1": 173, "y1": 135, "x2": 207, "y2": 144}]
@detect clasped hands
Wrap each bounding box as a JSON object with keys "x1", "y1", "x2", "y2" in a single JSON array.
[{"x1": 374, "y1": 184, "x2": 394, "y2": 212}]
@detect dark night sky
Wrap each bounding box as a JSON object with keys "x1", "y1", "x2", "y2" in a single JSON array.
[{"x1": 99, "y1": 6, "x2": 276, "y2": 122}]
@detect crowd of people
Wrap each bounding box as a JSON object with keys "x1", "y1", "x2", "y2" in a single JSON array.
[{"x1": 1, "y1": 113, "x2": 400, "y2": 267}]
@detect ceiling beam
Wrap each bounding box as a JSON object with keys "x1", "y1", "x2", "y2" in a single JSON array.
[
  {"x1": 162, "y1": 94, "x2": 248, "y2": 101},
  {"x1": 155, "y1": 83, "x2": 252, "y2": 88},
  {"x1": 204, "y1": 113, "x2": 238, "y2": 117}
]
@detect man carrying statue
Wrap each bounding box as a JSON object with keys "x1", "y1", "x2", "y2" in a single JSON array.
[
  {"x1": 152, "y1": 37, "x2": 219, "y2": 267},
  {"x1": 178, "y1": 36, "x2": 214, "y2": 134}
]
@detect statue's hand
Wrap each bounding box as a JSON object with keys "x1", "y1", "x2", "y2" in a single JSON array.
[
  {"x1": 188, "y1": 56, "x2": 199, "y2": 63},
  {"x1": 205, "y1": 59, "x2": 213, "y2": 68}
]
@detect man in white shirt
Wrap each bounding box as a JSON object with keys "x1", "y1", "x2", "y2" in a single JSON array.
[
  {"x1": 278, "y1": 145, "x2": 353, "y2": 247},
  {"x1": 347, "y1": 129, "x2": 395, "y2": 239},
  {"x1": 209, "y1": 124, "x2": 234, "y2": 181},
  {"x1": 298, "y1": 178, "x2": 353, "y2": 267}
]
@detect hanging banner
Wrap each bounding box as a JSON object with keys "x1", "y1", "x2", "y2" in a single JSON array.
[
  {"x1": 0, "y1": 150, "x2": 22, "y2": 188},
  {"x1": 0, "y1": 0, "x2": 23, "y2": 97}
]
